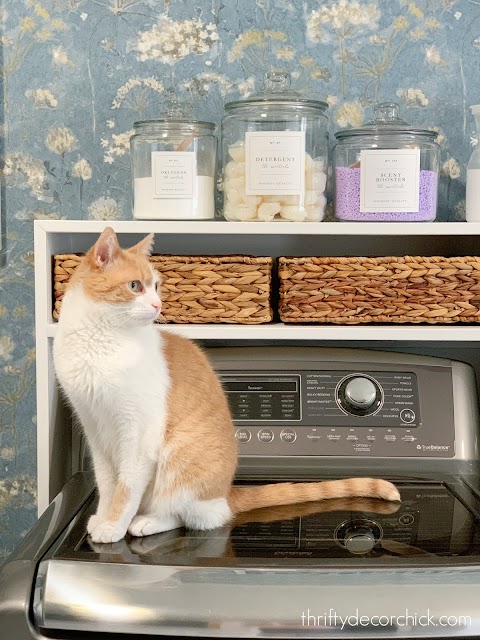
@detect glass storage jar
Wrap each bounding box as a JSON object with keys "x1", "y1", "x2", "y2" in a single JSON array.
[
  {"x1": 131, "y1": 99, "x2": 216, "y2": 220},
  {"x1": 220, "y1": 70, "x2": 328, "y2": 222},
  {"x1": 333, "y1": 102, "x2": 440, "y2": 222}
]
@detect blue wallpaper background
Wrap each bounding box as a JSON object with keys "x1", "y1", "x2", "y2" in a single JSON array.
[{"x1": 1, "y1": 0, "x2": 480, "y2": 562}]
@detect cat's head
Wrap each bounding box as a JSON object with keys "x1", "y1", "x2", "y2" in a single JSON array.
[{"x1": 72, "y1": 227, "x2": 161, "y2": 327}]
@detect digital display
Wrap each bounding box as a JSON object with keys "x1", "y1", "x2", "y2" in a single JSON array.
[{"x1": 220, "y1": 375, "x2": 301, "y2": 422}]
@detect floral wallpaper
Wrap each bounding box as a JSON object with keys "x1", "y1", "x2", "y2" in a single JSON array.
[{"x1": 0, "y1": 0, "x2": 479, "y2": 562}]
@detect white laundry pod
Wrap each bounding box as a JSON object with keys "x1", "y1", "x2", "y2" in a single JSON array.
[
  {"x1": 280, "y1": 205, "x2": 307, "y2": 221},
  {"x1": 224, "y1": 161, "x2": 245, "y2": 179},
  {"x1": 258, "y1": 202, "x2": 281, "y2": 221},
  {"x1": 224, "y1": 204, "x2": 257, "y2": 221},
  {"x1": 228, "y1": 144, "x2": 246, "y2": 163}
]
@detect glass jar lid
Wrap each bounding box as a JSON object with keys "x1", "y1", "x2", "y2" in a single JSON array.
[
  {"x1": 224, "y1": 70, "x2": 328, "y2": 112},
  {"x1": 334, "y1": 102, "x2": 437, "y2": 140},
  {"x1": 133, "y1": 92, "x2": 215, "y2": 134}
]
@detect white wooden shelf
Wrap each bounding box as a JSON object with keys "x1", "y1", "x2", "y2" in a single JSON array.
[
  {"x1": 33, "y1": 219, "x2": 480, "y2": 517},
  {"x1": 35, "y1": 219, "x2": 480, "y2": 236},
  {"x1": 44, "y1": 322, "x2": 480, "y2": 342}
]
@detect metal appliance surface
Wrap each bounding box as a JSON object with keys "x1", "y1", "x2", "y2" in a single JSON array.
[{"x1": 2, "y1": 347, "x2": 480, "y2": 639}]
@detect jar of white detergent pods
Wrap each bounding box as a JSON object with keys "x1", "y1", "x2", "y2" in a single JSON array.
[
  {"x1": 220, "y1": 70, "x2": 329, "y2": 222},
  {"x1": 333, "y1": 102, "x2": 440, "y2": 222}
]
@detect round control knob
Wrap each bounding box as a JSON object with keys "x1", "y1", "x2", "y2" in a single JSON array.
[
  {"x1": 344, "y1": 377, "x2": 377, "y2": 409},
  {"x1": 335, "y1": 518, "x2": 383, "y2": 555},
  {"x1": 337, "y1": 375, "x2": 382, "y2": 416},
  {"x1": 343, "y1": 529, "x2": 377, "y2": 554}
]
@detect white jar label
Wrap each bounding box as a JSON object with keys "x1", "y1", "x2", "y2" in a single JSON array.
[
  {"x1": 359, "y1": 148, "x2": 420, "y2": 213},
  {"x1": 245, "y1": 131, "x2": 305, "y2": 195},
  {"x1": 152, "y1": 151, "x2": 196, "y2": 198}
]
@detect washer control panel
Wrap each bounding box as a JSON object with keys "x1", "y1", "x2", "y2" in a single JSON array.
[{"x1": 219, "y1": 363, "x2": 455, "y2": 458}]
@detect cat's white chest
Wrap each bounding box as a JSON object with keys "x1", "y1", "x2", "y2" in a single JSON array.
[{"x1": 53, "y1": 288, "x2": 169, "y2": 436}]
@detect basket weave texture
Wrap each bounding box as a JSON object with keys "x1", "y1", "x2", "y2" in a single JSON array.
[
  {"x1": 278, "y1": 256, "x2": 480, "y2": 324},
  {"x1": 54, "y1": 254, "x2": 273, "y2": 324}
]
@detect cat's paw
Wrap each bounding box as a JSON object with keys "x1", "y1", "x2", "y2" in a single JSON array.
[
  {"x1": 87, "y1": 514, "x2": 103, "y2": 535},
  {"x1": 128, "y1": 514, "x2": 181, "y2": 537},
  {"x1": 89, "y1": 520, "x2": 127, "y2": 544}
]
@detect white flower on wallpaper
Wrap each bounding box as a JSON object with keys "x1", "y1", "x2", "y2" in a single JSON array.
[
  {"x1": 396, "y1": 87, "x2": 429, "y2": 107},
  {"x1": 71, "y1": 159, "x2": 92, "y2": 180},
  {"x1": 45, "y1": 127, "x2": 77, "y2": 155},
  {"x1": 228, "y1": 30, "x2": 287, "y2": 62},
  {"x1": 52, "y1": 45, "x2": 74, "y2": 67},
  {"x1": 425, "y1": 44, "x2": 447, "y2": 67},
  {"x1": 101, "y1": 129, "x2": 134, "y2": 164},
  {"x1": 441, "y1": 158, "x2": 461, "y2": 179},
  {"x1": 334, "y1": 100, "x2": 364, "y2": 127},
  {"x1": 87, "y1": 196, "x2": 122, "y2": 220},
  {"x1": 25, "y1": 88, "x2": 58, "y2": 109},
  {"x1": 0, "y1": 476, "x2": 37, "y2": 510},
  {"x1": 307, "y1": 0, "x2": 380, "y2": 43},
  {"x1": 131, "y1": 17, "x2": 219, "y2": 65},
  {"x1": 2, "y1": 152, "x2": 48, "y2": 200},
  {"x1": 429, "y1": 126, "x2": 447, "y2": 146},
  {"x1": 369, "y1": 34, "x2": 387, "y2": 45},
  {"x1": 15, "y1": 210, "x2": 63, "y2": 221},
  {"x1": 237, "y1": 77, "x2": 256, "y2": 97},
  {"x1": 183, "y1": 72, "x2": 234, "y2": 97},
  {"x1": 111, "y1": 77, "x2": 164, "y2": 111},
  {"x1": 0, "y1": 336, "x2": 14, "y2": 361},
  {"x1": 0, "y1": 448, "x2": 15, "y2": 461}
]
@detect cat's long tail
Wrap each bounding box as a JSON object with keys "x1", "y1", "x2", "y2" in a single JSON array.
[{"x1": 228, "y1": 478, "x2": 400, "y2": 515}]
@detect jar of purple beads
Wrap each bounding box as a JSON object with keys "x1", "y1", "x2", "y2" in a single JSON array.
[{"x1": 333, "y1": 102, "x2": 440, "y2": 222}]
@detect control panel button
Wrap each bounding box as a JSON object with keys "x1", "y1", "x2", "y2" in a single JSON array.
[
  {"x1": 335, "y1": 519, "x2": 382, "y2": 555},
  {"x1": 344, "y1": 530, "x2": 377, "y2": 554},
  {"x1": 399, "y1": 513, "x2": 415, "y2": 525},
  {"x1": 235, "y1": 428, "x2": 251, "y2": 443},
  {"x1": 344, "y1": 377, "x2": 377, "y2": 409},
  {"x1": 280, "y1": 429, "x2": 297, "y2": 443},
  {"x1": 400, "y1": 409, "x2": 415, "y2": 423},
  {"x1": 258, "y1": 429, "x2": 274, "y2": 443}
]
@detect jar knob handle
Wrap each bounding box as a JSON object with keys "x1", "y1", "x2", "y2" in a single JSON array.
[
  {"x1": 264, "y1": 69, "x2": 291, "y2": 92},
  {"x1": 374, "y1": 102, "x2": 400, "y2": 123}
]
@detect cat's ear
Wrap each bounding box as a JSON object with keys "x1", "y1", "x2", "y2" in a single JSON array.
[
  {"x1": 91, "y1": 227, "x2": 121, "y2": 269},
  {"x1": 128, "y1": 233, "x2": 155, "y2": 257}
]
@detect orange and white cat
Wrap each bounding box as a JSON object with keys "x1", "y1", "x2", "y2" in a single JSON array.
[{"x1": 53, "y1": 227, "x2": 400, "y2": 544}]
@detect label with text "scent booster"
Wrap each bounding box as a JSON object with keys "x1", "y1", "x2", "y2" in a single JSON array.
[{"x1": 360, "y1": 148, "x2": 420, "y2": 213}]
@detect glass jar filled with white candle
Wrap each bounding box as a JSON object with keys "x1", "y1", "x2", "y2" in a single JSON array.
[
  {"x1": 131, "y1": 99, "x2": 216, "y2": 220},
  {"x1": 220, "y1": 70, "x2": 329, "y2": 222}
]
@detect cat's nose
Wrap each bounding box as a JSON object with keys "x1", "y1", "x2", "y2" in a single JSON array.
[{"x1": 151, "y1": 303, "x2": 160, "y2": 312}]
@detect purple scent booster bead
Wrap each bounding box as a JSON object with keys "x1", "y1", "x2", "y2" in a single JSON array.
[{"x1": 334, "y1": 167, "x2": 438, "y2": 221}]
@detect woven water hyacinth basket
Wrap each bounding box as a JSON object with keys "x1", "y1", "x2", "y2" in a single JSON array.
[
  {"x1": 53, "y1": 254, "x2": 273, "y2": 324},
  {"x1": 278, "y1": 256, "x2": 480, "y2": 324}
]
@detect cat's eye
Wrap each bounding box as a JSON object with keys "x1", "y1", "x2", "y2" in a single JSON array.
[
  {"x1": 128, "y1": 280, "x2": 143, "y2": 293},
  {"x1": 155, "y1": 281, "x2": 162, "y2": 294}
]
